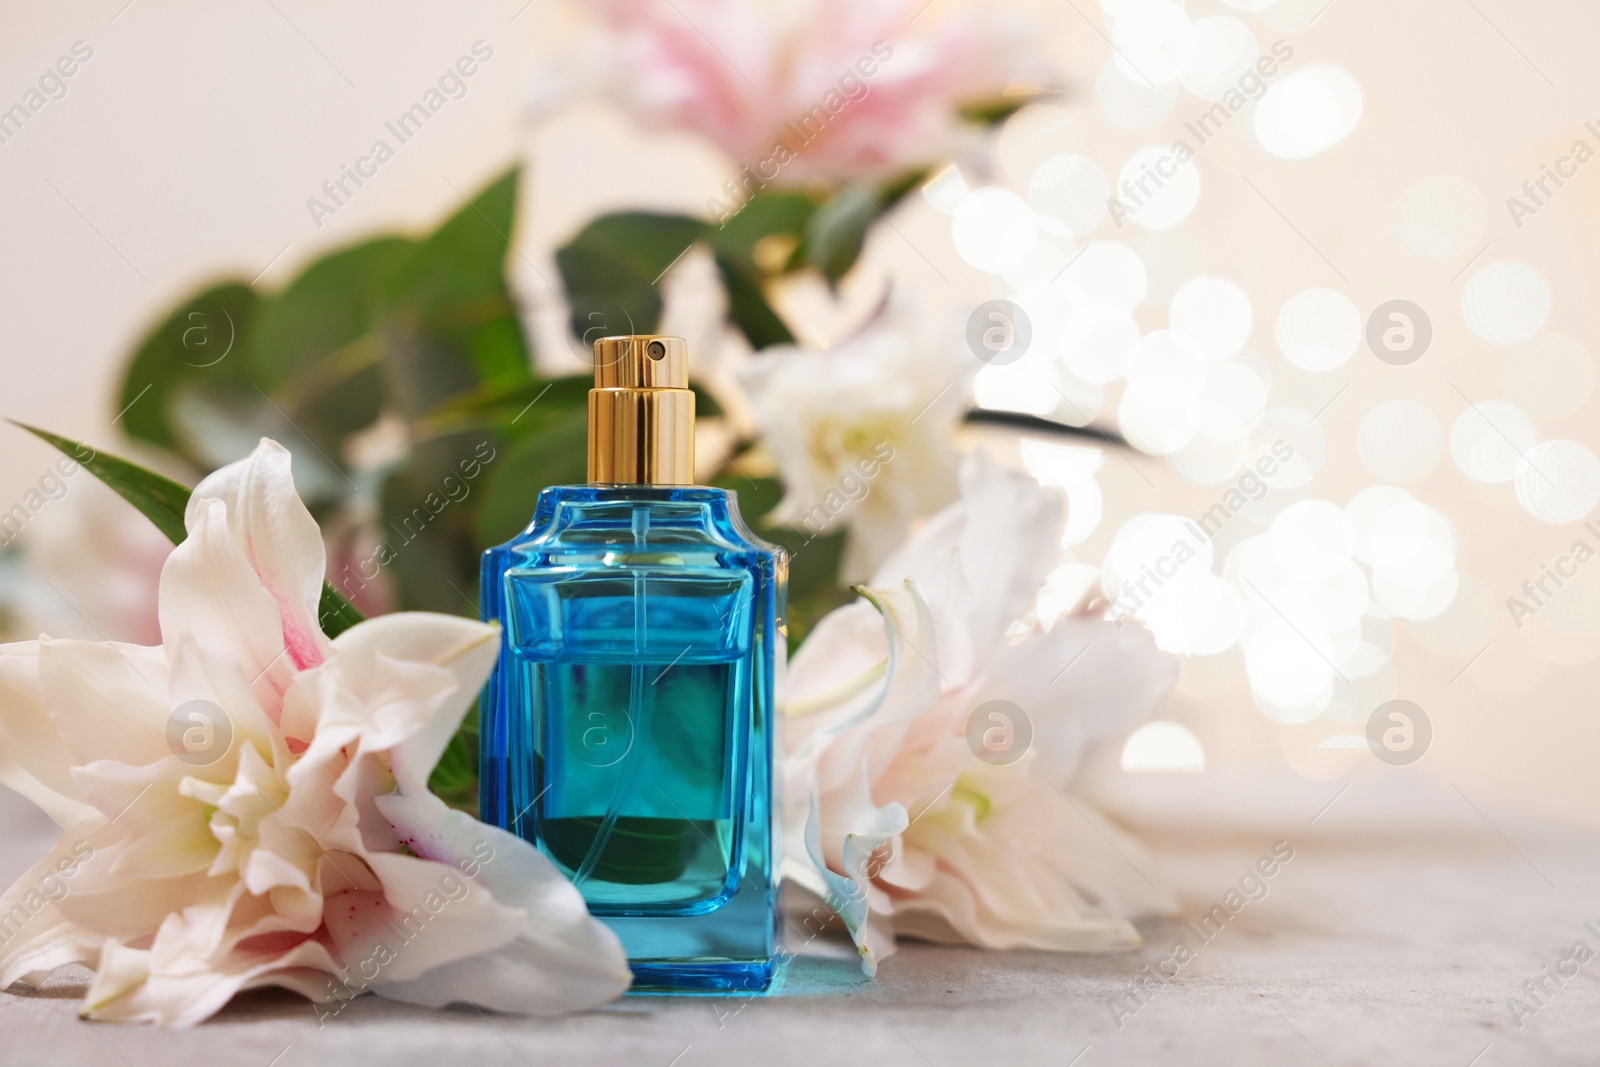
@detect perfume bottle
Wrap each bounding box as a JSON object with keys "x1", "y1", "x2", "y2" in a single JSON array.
[{"x1": 479, "y1": 335, "x2": 784, "y2": 994}]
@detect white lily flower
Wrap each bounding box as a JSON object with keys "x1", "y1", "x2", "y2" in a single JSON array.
[
  {"x1": 740, "y1": 299, "x2": 965, "y2": 581},
  {"x1": 0, "y1": 439, "x2": 631, "y2": 1027},
  {"x1": 784, "y1": 451, "x2": 1180, "y2": 973}
]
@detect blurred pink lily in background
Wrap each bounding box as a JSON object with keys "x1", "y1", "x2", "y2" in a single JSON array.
[
  {"x1": 531, "y1": 0, "x2": 1052, "y2": 182},
  {"x1": 784, "y1": 452, "x2": 1179, "y2": 972}
]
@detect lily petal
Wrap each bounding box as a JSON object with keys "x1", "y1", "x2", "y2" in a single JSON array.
[
  {"x1": 870, "y1": 452, "x2": 1064, "y2": 685},
  {"x1": 369, "y1": 791, "x2": 633, "y2": 1014},
  {"x1": 0, "y1": 644, "x2": 97, "y2": 827},
  {"x1": 84, "y1": 933, "x2": 340, "y2": 1028},
  {"x1": 0, "y1": 825, "x2": 105, "y2": 987},
  {"x1": 807, "y1": 585, "x2": 942, "y2": 793},
  {"x1": 973, "y1": 616, "x2": 1179, "y2": 783},
  {"x1": 38, "y1": 638, "x2": 170, "y2": 769},
  {"x1": 160, "y1": 498, "x2": 300, "y2": 722},
  {"x1": 184, "y1": 438, "x2": 329, "y2": 672},
  {"x1": 801, "y1": 786, "x2": 906, "y2": 976},
  {"x1": 330, "y1": 613, "x2": 500, "y2": 794},
  {"x1": 894, "y1": 773, "x2": 1171, "y2": 952},
  {"x1": 0, "y1": 436, "x2": 633, "y2": 1027}
]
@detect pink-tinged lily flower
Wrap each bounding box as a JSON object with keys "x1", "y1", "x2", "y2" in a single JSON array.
[
  {"x1": 785, "y1": 452, "x2": 1179, "y2": 972},
  {"x1": 0, "y1": 440, "x2": 631, "y2": 1026},
  {"x1": 535, "y1": 0, "x2": 1048, "y2": 183}
]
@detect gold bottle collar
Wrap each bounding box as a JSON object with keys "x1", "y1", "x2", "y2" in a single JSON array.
[{"x1": 587, "y1": 335, "x2": 695, "y2": 485}]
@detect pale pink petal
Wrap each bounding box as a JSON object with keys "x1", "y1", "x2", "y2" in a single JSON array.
[
  {"x1": 280, "y1": 649, "x2": 455, "y2": 765},
  {"x1": 160, "y1": 498, "x2": 299, "y2": 721},
  {"x1": 870, "y1": 452, "x2": 1065, "y2": 684},
  {"x1": 370, "y1": 791, "x2": 632, "y2": 1013},
  {"x1": 166, "y1": 636, "x2": 291, "y2": 778},
  {"x1": 2, "y1": 437, "x2": 634, "y2": 1026},
  {"x1": 974, "y1": 617, "x2": 1179, "y2": 783},
  {"x1": 0, "y1": 826, "x2": 104, "y2": 987},
  {"x1": 784, "y1": 440, "x2": 1180, "y2": 972},
  {"x1": 83, "y1": 935, "x2": 341, "y2": 1028},
  {"x1": 184, "y1": 438, "x2": 329, "y2": 672},
  {"x1": 108, "y1": 808, "x2": 217, "y2": 880},
  {"x1": 329, "y1": 613, "x2": 500, "y2": 794},
  {"x1": 809, "y1": 585, "x2": 941, "y2": 796},
  {"x1": 37, "y1": 638, "x2": 169, "y2": 769},
  {"x1": 786, "y1": 600, "x2": 887, "y2": 721},
  {"x1": 800, "y1": 787, "x2": 906, "y2": 977},
  {"x1": 278, "y1": 648, "x2": 458, "y2": 859},
  {"x1": 323, "y1": 851, "x2": 519, "y2": 985},
  {"x1": 68, "y1": 757, "x2": 196, "y2": 837},
  {"x1": 893, "y1": 775, "x2": 1170, "y2": 952},
  {"x1": 0, "y1": 644, "x2": 97, "y2": 827}
]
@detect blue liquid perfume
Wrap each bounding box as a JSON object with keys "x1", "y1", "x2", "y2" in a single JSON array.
[{"x1": 479, "y1": 335, "x2": 784, "y2": 993}]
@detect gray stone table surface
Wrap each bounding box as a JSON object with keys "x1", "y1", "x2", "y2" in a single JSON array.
[{"x1": 4, "y1": 795, "x2": 1599, "y2": 1067}]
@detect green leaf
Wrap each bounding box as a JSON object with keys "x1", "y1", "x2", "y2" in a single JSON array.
[
  {"x1": 250, "y1": 236, "x2": 415, "y2": 451},
  {"x1": 709, "y1": 472, "x2": 850, "y2": 647},
  {"x1": 565, "y1": 212, "x2": 710, "y2": 282},
  {"x1": 802, "y1": 170, "x2": 928, "y2": 285},
  {"x1": 378, "y1": 431, "x2": 500, "y2": 614},
  {"x1": 316, "y1": 585, "x2": 365, "y2": 638},
  {"x1": 703, "y1": 191, "x2": 819, "y2": 350},
  {"x1": 252, "y1": 236, "x2": 414, "y2": 384},
  {"x1": 381, "y1": 167, "x2": 534, "y2": 394},
  {"x1": 957, "y1": 96, "x2": 1037, "y2": 127},
  {"x1": 712, "y1": 248, "x2": 795, "y2": 350},
  {"x1": 555, "y1": 212, "x2": 708, "y2": 342},
  {"x1": 16, "y1": 424, "x2": 366, "y2": 639},
  {"x1": 711, "y1": 190, "x2": 817, "y2": 263},
  {"x1": 416, "y1": 375, "x2": 591, "y2": 439},
  {"x1": 384, "y1": 168, "x2": 519, "y2": 321},
  {"x1": 474, "y1": 409, "x2": 590, "y2": 546},
  {"x1": 119, "y1": 282, "x2": 261, "y2": 454},
  {"x1": 417, "y1": 373, "x2": 725, "y2": 449},
  {"x1": 368, "y1": 429, "x2": 506, "y2": 813},
  {"x1": 429, "y1": 724, "x2": 478, "y2": 812},
  {"x1": 18, "y1": 424, "x2": 192, "y2": 544},
  {"x1": 804, "y1": 185, "x2": 877, "y2": 284},
  {"x1": 713, "y1": 472, "x2": 782, "y2": 522}
]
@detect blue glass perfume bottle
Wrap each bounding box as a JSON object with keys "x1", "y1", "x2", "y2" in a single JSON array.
[{"x1": 480, "y1": 335, "x2": 784, "y2": 994}]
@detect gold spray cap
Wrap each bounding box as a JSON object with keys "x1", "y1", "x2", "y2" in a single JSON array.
[{"x1": 587, "y1": 335, "x2": 695, "y2": 485}]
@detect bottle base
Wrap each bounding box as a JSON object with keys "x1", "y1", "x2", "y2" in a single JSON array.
[{"x1": 626, "y1": 958, "x2": 776, "y2": 995}]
